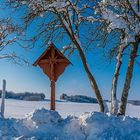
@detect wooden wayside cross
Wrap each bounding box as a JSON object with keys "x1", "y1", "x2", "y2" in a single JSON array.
[{"x1": 33, "y1": 43, "x2": 71, "y2": 110}]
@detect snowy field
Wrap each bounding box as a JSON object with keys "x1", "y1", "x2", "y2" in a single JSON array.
[
  {"x1": 2, "y1": 99, "x2": 140, "y2": 119},
  {"x1": 0, "y1": 99, "x2": 140, "y2": 140},
  {"x1": 4, "y1": 99, "x2": 100, "y2": 119}
]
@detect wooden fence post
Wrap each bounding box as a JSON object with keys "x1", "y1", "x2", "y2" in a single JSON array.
[{"x1": 1, "y1": 79, "x2": 6, "y2": 118}]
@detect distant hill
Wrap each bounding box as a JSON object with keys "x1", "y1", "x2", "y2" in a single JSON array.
[
  {"x1": 60, "y1": 94, "x2": 140, "y2": 106},
  {"x1": 0, "y1": 91, "x2": 45, "y2": 101},
  {"x1": 128, "y1": 100, "x2": 140, "y2": 106},
  {"x1": 60, "y1": 93, "x2": 98, "y2": 103}
]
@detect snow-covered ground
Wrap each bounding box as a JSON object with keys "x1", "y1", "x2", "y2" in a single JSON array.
[
  {"x1": 2, "y1": 99, "x2": 140, "y2": 119},
  {"x1": 0, "y1": 99, "x2": 140, "y2": 140},
  {"x1": 4, "y1": 99, "x2": 99, "y2": 119}
]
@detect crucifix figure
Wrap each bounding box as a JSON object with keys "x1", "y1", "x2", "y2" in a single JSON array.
[{"x1": 33, "y1": 43, "x2": 71, "y2": 110}]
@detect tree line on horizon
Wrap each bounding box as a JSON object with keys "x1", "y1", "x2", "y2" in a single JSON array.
[{"x1": 0, "y1": 90, "x2": 45, "y2": 101}]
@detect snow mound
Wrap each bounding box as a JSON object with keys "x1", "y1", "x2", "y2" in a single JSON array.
[
  {"x1": 81, "y1": 112, "x2": 140, "y2": 140},
  {"x1": 0, "y1": 108, "x2": 140, "y2": 139},
  {"x1": 0, "y1": 118, "x2": 19, "y2": 139},
  {"x1": 22, "y1": 109, "x2": 84, "y2": 140},
  {"x1": 26, "y1": 108, "x2": 62, "y2": 125}
]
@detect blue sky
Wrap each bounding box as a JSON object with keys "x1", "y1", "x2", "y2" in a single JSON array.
[{"x1": 0, "y1": 1, "x2": 140, "y2": 100}]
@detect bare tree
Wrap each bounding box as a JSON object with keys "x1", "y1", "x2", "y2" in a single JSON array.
[
  {"x1": 0, "y1": 18, "x2": 29, "y2": 64},
  {"x1": 6, "y1": 0, "x2": 109, "y2": 112},
  {"x1": 97, "y1": 0, "x2": 140, "y2": 115}
]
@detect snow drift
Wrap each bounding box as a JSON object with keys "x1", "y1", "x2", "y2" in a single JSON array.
[{"x1": 0, "y1": 108, "x2": 140, "y2": 140}]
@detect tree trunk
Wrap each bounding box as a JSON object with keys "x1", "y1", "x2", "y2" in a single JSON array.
[
  {"x1": 57, "y1": 13, "x2": 105, "y2": 112},
  {"x1": 118, "y1": 43, "x2": 139, "y2": 115},
  {"x1": 73, "y1": 40, "x2": 104, "y2": 112},
  {"x1": 111, "y1": 45, "x2": 125, "y2": 114}
]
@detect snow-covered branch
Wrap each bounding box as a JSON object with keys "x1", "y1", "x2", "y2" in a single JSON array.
[
  {"x1": 0, "y1": 53, "x2": 29, "y2": 65},
  {"x1": 0, "y1": 18, "x2": 22, "y2": 50},
  {"x1": 61, "y1": 44, "x2": 76, "y2": 57},
  {"x1": 97, "y1": 0, "x2": 140, "y2": 45}
]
